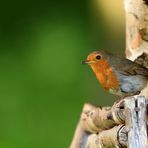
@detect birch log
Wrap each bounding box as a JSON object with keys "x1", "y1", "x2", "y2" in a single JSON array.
[
  {"x1": 124, "y1": 1, "x2": 148, "y2": 146},
  {"x1": 124, "y1": 0, "x2": 148, "y2": 97},
  {"x1": 85, "y1": 125, "x2": 127, "y2": 148},
  {"x1": 124, "y1": 96, "x2": 148, "y2": 148},
  {"x1": 70, "y1": 102, "x2": 126, "y2": 148}
]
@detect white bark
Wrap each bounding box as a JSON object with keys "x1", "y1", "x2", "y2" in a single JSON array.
[
  {"x1": 124, "y1": 96, "x2": 148, "y2": 148},
  {"x1": 124, "y1": 0, "x2": 148, "y2": 97}
]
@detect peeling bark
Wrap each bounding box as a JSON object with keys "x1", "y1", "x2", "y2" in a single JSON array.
[{"x1": 124, "y1": 0, "x2": 148, "y2": 98}]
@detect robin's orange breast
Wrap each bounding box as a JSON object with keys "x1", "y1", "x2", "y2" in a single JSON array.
[{"x1": 90, "y1": 59, "x2": 119, "y2": 90}]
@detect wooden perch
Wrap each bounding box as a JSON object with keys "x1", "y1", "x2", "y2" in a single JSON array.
[
  {"x1": 85, "y1": 125, "x2": 127, "y2": 148},
  {"x1": 124, "y1": 96, "x2": 148, "y2": 148},
  {"x1": 70, "y1": 121, "x2": 127, "y2": 148},
  {"x1": 70, "y1": 101, "x2": 125, "y2": 148},
  {"x1": 70, "y1": 96, "x2": 148, "y2": 148}
]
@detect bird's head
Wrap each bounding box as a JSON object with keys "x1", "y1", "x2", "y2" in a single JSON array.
[
  {"x1": 82, "y1": 50, "x2": 111, "y2": 64},
  {"x1": 82, "y1": 50, "x2": 112, "y2": 73}
]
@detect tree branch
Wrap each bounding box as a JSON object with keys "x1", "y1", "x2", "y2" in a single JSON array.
[{"x1": 70, "y1": 101, "x2": 126, "y2": 147}]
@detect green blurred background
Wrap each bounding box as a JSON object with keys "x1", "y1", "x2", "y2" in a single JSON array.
[{"x1": 0, "y1": 0, "x2": 125, "y2": 147}]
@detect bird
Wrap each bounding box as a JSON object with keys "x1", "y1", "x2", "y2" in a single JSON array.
[{"x1": 82, "y1": 50, "x2": 148, "y2": 98}]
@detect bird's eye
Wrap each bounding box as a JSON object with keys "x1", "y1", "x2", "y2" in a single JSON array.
[{"x1": 96, "y1": 55, "x2": 101, "y2": 60}]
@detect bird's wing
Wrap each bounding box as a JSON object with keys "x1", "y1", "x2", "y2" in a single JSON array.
[
  {"x1": 118, "y1": 60, "x2": 148, "y2": 76},
  {"x1": 109, "y1": 55, "x2": 148, "y2": 76},
  {"x1": 107, "y1": 53, "x2": 148, "y2": 76}
]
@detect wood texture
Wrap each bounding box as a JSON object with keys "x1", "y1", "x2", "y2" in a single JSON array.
[
  {"x1": 86, "y1": 125, "x2": 126, "y2": 148},
  {"x1": 124, "y1": 96, "x2": 148, "y2": 148},
  {"x1": 70, "y1": 102, "x2": 126, "y2": 148},
  {"x1": 124, "y1": 0, "x2": 148, "y2": 97}
]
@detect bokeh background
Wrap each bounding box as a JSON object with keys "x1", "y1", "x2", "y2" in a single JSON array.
[{"x1": 0, "y1": 0, "x2": 125, "y2": 147}]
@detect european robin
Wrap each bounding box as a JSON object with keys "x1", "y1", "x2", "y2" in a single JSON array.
[{"x1": 83, "y1": 50, "x2": 148, "y2": 97}]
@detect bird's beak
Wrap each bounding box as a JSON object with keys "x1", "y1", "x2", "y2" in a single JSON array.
[{"x1": 82, "y1": 60, "x2": 93, "y2": 64}]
